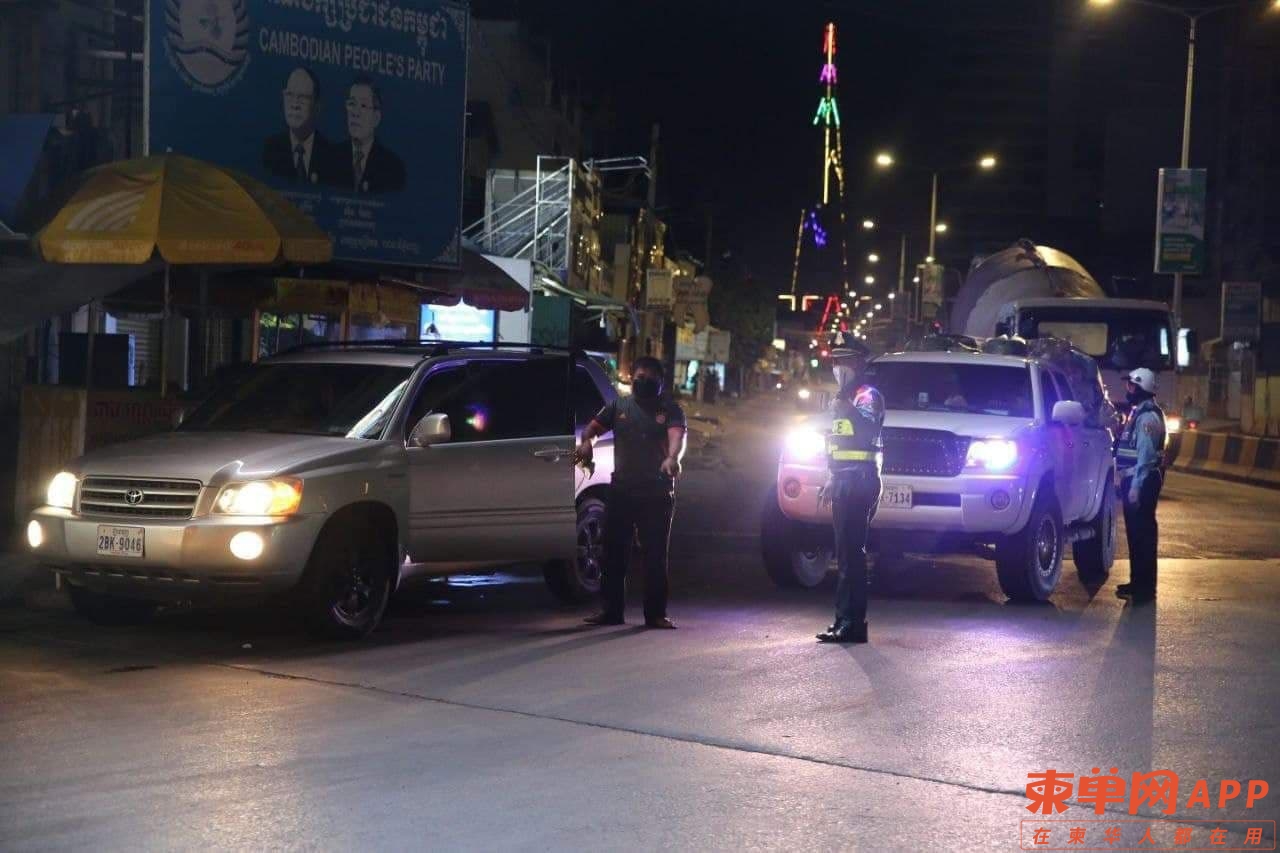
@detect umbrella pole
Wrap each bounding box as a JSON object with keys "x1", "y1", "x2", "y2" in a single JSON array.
[{"x1": 161, "y1": 265, "x2": 170, "y2": 399}]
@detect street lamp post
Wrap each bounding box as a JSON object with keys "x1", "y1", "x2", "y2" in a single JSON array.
[
  {"x1": 1089, "y1": 0, "x2": 1278, "y2": 325},
  {"x1": 877, "y1": 152, "x2": 998, "y2": 267}
]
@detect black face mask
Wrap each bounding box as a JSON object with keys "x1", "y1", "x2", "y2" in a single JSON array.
[
  {"x1": 633, "y1": 377, "x2": 662, "y2": 400},
  {"x1": 1126, "y1": 388, "x2": 1148, "y2": 406}
]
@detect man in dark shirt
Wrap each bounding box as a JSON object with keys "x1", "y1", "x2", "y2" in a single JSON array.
[{"x1": 576, "y1": 356, "x2": 687, "y2": 629}]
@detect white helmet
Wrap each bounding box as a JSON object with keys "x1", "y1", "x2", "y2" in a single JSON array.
[{"x1": 1127, "y1": 368, "x2": 1157, "y2": 394}]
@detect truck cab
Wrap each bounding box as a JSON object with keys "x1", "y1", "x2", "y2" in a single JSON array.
[{"x1": 1001, "y1": 297, "x2": 1193, "y2": 440}]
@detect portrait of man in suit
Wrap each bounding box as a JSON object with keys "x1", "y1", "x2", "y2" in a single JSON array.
[
  {"x1": 262, "y1": 67, "x2": 339, "y2": 186},
  {"x1": 335, "y1": 76, "x2": 407, "y2": 194}
]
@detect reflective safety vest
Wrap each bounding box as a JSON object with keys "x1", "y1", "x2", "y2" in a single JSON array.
[
  {"x1": 1115, "y1": 399, "x2": 1166, "y2": 477},
  {"x1": 827, "y1": 385, "x2": 884, "y2": 472}
]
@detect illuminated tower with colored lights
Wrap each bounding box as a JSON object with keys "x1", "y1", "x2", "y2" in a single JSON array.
[{"x1": 789, "y1": 21, "x2": 850, "y2": 300}]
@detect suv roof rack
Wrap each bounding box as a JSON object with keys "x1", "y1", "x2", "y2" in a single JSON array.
[{"x1": 278, "y1": 339, "x2": 579, "y2": 357}]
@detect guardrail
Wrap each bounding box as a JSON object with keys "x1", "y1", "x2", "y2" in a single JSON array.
[{"x1": 1168, "y1": 431, "x2": 1280, "y2": 489}]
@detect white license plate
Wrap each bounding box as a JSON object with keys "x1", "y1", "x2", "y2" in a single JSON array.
[
  {"x1": 96, "y1": 525, "x2": 145, "y2": 558},
  {"x1": 880, "y1": 485, "x2": 913, "y2": 509}
]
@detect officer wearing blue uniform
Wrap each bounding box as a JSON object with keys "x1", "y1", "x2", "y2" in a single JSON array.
[
  {"x1": 817, "y1": 336, "x2": 885, "y2": 644},
  {"x1": 1115, "y1": 368, "x2": 1166, "y2": 604}
]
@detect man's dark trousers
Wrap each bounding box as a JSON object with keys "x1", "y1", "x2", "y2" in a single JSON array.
[
  {"x1": 832, "y1": 469, "x2": 881, "y2": 625},
  {"x1": 1122, "y1": 474, "x2": 1161, "y2": 595},
  {"x1": 601, "y1": 487, "x2": 675, "y2": 622}
]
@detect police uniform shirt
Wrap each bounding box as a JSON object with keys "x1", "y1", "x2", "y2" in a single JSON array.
[
  {"x1": 1117, "y1": 400, "x2": 1166, "y2": 493},
  {"x1": 592, "y1": 395, "x2": 687, "y2": 492},
  {"x1": 827, "y1": 384, "x2": 886, "y2": 473}
]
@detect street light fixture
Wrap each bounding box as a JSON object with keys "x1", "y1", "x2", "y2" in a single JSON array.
[
  {"x1": 935, "y1": 222, "x2": 949, "y2": 234},
  {"x1": 875, "y1": 152, "x2": 895, "y2": 167},
  {"x1": 864, "y1": 275, "x2": 875, "y2": 285},
  {"x1": 862, "y1": 219, "x2": 876, "y2": 230},
  {"x1": 979, "y1": 155, "x2": 998, "y2": 170},
  {"x1": 868, "y1": 253, "x2": 880, "y2": 263},
  {"x1": 888, "y1": 292, "x2": 896, "y2": 300},
  {"x1": 1086, "y1": 0, "x2": 1280, "y2": 325},
  {"x1": 925, "y1": 256, "x2": 935, "y2": 264}
]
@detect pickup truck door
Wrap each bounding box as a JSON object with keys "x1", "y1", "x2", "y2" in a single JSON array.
[{"x1": 404, "y1": 357, "x2": 576, "y2": 564}]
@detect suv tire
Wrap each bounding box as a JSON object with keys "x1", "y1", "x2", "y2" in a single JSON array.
[
  {"x1": 301, "y1": 521, "x2": 393, "y2": 640},
  {"x1": 996, "y1": 489, "x2": 1064, "y2": 602},
  {"x1": 762, "y1": 485, "x2": 831, "y2": 589},
  {"x1": 545, "y1": 496, "x2": 606, "y2": 603},
  {"x1": 67, "y1": 584, "x2": 157, "y2": 625},
  {"x1": 1073, "y1": 489, "x2": 1117, "y2": 585}
]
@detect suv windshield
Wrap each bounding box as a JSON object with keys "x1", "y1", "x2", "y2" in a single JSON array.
[
  {"x1": 864, "y1": 362, "x2": 1035, "y2": 418},
  {"x1": 181, "y1": 363, "x2": 412, "y2": 438},
  {"x1": 1016, "y1": 307, "x2": 1173, "y2": 372}
]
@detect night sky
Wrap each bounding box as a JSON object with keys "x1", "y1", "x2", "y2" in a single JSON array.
[{"x1": 480, "y1": 0, "x2": 1230, "y2": 294}]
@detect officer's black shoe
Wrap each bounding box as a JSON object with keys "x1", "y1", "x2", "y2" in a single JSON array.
[
  {"x1": 817, "y1": 621, "x2": 868, "y2": 644},
  {"x1": 584, "y1": 612, "x2": 624, "y2": 626},
  {"x1": 1115, "y1": 583, "x2": 1156, "y2": 602},
  {"x1": 816, "y1": 622, "x2": 842, "y2": 640}
]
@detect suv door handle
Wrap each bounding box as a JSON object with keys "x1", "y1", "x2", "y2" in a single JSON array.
[{"x1": 533, "y1": 448, "x2": 572, "y2": 461}]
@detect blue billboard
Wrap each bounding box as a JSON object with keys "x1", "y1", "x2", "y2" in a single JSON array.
[{"x1": 147, "y1": 0, "x2": 467, "y2": 267}]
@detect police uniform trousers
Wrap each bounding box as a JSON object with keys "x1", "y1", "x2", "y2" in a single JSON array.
[
  {"x1": 831, "y1": 466, "x2": 882, "y2": 625},
  {"x1": 601, "y1": 485, "x2": 675, "y2": 622},
  {"x1": 1122, "y1": 473, "x2": 1162, "y2": 595}
]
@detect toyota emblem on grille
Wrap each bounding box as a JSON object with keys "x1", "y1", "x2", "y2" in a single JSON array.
[{"x1": 125, "y1": 489, "x2": 145, "y2": 506}]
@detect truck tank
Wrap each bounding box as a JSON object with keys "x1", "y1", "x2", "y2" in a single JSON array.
[{"x1": 950, "y1": 241, "x2": 1104, "y2": 339}]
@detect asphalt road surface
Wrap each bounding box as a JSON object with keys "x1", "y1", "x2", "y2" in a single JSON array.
[{"x1": 3, "y1": 397, "x2": 1278, "y2": 851}]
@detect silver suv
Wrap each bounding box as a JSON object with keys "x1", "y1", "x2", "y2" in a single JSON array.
[{"x1": 27, "y1": 343, "x2": 616, "y2": 638}]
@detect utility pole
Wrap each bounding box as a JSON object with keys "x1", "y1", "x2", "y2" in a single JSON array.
[
  {"x1": 704, "y1": 206, "x2": 713, "y2": 270},
  {"x1": 647, "y1": 123, "x2": 660, "y2": 209}
]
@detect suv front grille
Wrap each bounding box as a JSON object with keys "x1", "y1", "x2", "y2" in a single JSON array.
[
  {"x1": 881, "y1": 428, "x2": 970, "y2": 478},
  {"x1": 78, "y1": 477, "x2": 202, "y2": 519}
]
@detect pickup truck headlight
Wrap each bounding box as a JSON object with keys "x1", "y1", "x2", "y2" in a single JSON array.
[
  {"x1": 214, "y1": 479, "x2": 303, "y2": 516},
  {"x1": 797, "y1": 388, "x2": 812, "y2": 401},
  {"x1": 46, "y1": 472, "x2": 78, "y2": 509},
  {"x1": 785, "y1": 428, "x2": 826, "y2": 462},
  {"x1": 965, "y1": 439, "x2": 1018, "y2": 472}
]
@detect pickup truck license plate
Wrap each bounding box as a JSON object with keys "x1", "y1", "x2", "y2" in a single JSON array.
[
  {"x1": 880, "y1": 485, "x2": 913, "y2": 509},
  {"x1": 96, "y1": 525, "x2": 144, "y2": 558}
]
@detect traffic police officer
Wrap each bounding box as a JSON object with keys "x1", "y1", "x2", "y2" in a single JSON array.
[
  {"x1": 1115, "y1": 367, "x2": 1166, "y2": 604},
  {"x1": 817, "y1": 335, "x2": 885, "y2": 644}
]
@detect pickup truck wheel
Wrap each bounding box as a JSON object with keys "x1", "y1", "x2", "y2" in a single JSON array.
[
  {"x1": 761, "y1": 485, "x2": 831, "y2": 589},
  {"x1": 544, "y1": 496, "x2": 606, "y2": 603},
  {"x1": 67, "y1": 584, "x2": 157, "y2": 626},
  {"x1": 302, "y1": 524, "x2": 393, "y2": 640},
  {"x1": 996, "y1": 491, "x2": 1063, "y2": 602},
  {"x1": 1073, "y1": 490, "x2": 1117, "y2": 585}
]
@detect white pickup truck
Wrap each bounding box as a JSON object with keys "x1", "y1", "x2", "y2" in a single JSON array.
[{"x1": 762, "y1": 346, "x2": 1118, "y2": 601}]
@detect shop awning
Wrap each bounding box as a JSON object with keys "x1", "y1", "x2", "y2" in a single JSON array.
[
  {"x1": 415, "y1": 250, "x2": 531, "y2": 312},
  {"x1": 0, "y1": 254, "x2": 163, "y2": 342},
  {"x1": 0, "y1": 114, "x2": 56, "y2": 229},
  {"x1": 533, "y1": 270, "x2": 635, "y2": 323}
]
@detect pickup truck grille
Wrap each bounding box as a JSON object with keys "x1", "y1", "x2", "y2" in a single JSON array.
[
  {"x1": 78, "y1": 477, "x2": 202, "y2": 519},
  {"x1": 881, "y1": 428, "x2": 970, "y2": 478}
]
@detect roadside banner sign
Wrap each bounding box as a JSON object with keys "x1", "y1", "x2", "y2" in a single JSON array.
[
  {"x1": 1154, "y1": 168, "x2": 1207, "y2": 274},
  {"x1": 1221, "y1": 281, "x2": 1262, "y2": 343},
  {"x1": 148, "y1": 0, "x2": 468, "y2": 268}
]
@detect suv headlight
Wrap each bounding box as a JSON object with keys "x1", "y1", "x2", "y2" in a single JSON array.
[
  {"x1": 965, "y1": 439, "x2": 1018, "y2": 471},
  {"x1": 214, "y1": 479, "x2": 303, "y2": 516},
  {"x1": 46, "y1": 472, "x2": 78, "y2": 509},
  {"x1": 785, "y1": 428, "x2": 826, "y2": 461}
]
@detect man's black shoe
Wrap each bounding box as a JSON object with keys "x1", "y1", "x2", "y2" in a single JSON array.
[
  {"x1": 645, "y1": 617, "x2": 677, "y2": 629},
  {"x1": 584, "y1": 612, "x2": 624, "y2": 626},
  {"x1": 1115, "y1": 584, "x2": 1156, "y2": 601},
  {"x1": 816, "y1": 622, "x2": 842, "y2": 640},
  {"x1": 817, "y1": 621, "x2": 868, "y2": 644}
]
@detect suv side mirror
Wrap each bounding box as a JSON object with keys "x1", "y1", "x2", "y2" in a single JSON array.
[
  {"x1": 1052, "y1": 400, "x2": 1086, "y2": 427},
  {"x1": 409, "y1": 413, "x2": 451, "y2": 448}
]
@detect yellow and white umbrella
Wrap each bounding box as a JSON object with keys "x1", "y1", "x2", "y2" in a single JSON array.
[{"x1": 37, "y1": 153, "x2": 331, "y2": 265}]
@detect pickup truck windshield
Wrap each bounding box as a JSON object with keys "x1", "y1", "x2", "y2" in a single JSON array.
[
  {"x1": 864, "y1": 362, "x2": 1035, "y2": 418},
  {"x1": 1016, "y1": 307, "x2": 1173, "y2": 372},
  {"x1": 181, "y1": 363, "x2": 412, "y2": 438}
]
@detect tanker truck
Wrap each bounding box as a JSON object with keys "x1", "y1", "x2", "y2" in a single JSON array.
[{"x1": 949, "y1": 240, "x2": 1196, "y2": 437}]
